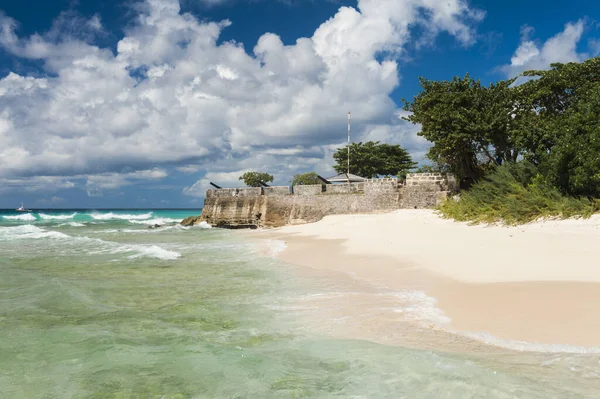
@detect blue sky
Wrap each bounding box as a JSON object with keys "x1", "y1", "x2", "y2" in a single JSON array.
[{"x1": 0, "y1": 0, "x2": 598, "y2": 208}]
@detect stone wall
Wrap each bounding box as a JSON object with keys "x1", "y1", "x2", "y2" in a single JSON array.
[
  {"x1": 324, "y1": 182, "x2": 364, "y2": 194},
  {"x1": 200, "y1": 191, "x2": 401, "y2": 228},
  {"x1": 263, "y1": 186, "x2": 291, "y2": 196},
  {"x1": 400, "y1": 173, "x2": 456, "y2": 209},
  {"x1": 196, "y1": 174, "x2": 456, "y2": 228},
  {"x1": 294, "y1": 184, "x2": 324, "y2": 195},
  {"x1": 364, "y1": 178, "x2": 400, "y2": 195},
  {"x1": 207, "y1": 187, "x2": 263, "y2": 198}
]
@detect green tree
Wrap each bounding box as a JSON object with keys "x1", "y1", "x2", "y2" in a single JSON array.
[
  {"x1": 509, "y1": 57, "x2": 600, "y2": 195},
  {"x1": 239, "y1": 172, "x2": 274, "y2": 187},
  {"x1": 291, "y1": 172, "x2": 322, "y2": 186},
  {"x1": 543, "y1": 82, "x2": 600, "y2": 196},
  {"x1": 402, "y1": 74, "x2": 518, "y2": 187},
  {"x1": 332, "y1": 141, "x2": 416, "y2": 178}
]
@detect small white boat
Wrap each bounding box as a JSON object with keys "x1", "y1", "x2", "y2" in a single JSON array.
[{"x1": 16, "y1": 202, "x2": 32, "y2": 212}]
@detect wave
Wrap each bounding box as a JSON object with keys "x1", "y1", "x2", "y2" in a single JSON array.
[
  {"x1": 261, "y1": 239, "x2": 286, "y2": 256},
  {"x1": 2, "y1": 213, "x2": 37, "y2": 221},
  {"x1": 388, "y1": 291, "x2": 451, "y2": 326},
  {"x1": 124, "y1": 244, "x2": 181, "y2": 260},
  {"x1": 38, "y1": 212, "x2": 77, "y2": 220},
  {"x1": 128, "y1": 217, "x2": 180, "y2": 225},
  {"x1": 463, "y1": 332, "x2": 600, "y2": 354},
  {"x1": 103, "y1": 225, "x2": 191, "y2": 234},
  {"x1": 89, "y1": 212, "x2": 153, "y2": 221},
  {"x1": 0, "y1": 225, "x2": 68, "y2": 240},
  {"x1": 195, "y1": 221, "x2": 212, "y2": 229},
  {"x1": 0, "y1": 225, "x2": 180, "y2": 260},
  {"x1": 57, "y1": 222, "x2": 85, "y2": 227}
]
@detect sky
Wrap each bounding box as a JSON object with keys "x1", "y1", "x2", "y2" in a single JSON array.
[{"x1": 0, "y1": 0, "x2": 598, "y2": 208}]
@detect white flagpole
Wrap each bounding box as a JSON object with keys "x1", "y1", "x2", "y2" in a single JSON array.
[{"x1": 347, "y1": 111, "x2": 351, "y2": 177}]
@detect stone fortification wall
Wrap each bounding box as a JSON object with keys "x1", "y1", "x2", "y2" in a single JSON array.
[
  {"x1": 294, "y1": 185, "x2": 324, "y2": 195},
  {"x1": 200, "y1": 192, "x2": 400, "y2": 228},
  {"x1": 324, "y1": 182, "x2": 364, "y2": 194},
  {"x1": 207, "y1": 187, "x2": 262, "y2": 198},
  {"x1": 364, "y1": 178, "x2": 400, "y2": 195},
  {"x1": 195, "y1": 174, "x2": 456, "y2": 228},
  {"x1": 405, "y1": 173, "x2": 457, "y2": 191},
  {"x1": 399, "y1": 173, "x2": 457, "y2": 209},
  {"x1": 263, "y1": 186, "x2": 291, "y2": 196}
]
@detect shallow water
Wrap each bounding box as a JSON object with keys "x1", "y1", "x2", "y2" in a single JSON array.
[{"x1": 1, "y1": 209, "x2": 599, "y2": 398}]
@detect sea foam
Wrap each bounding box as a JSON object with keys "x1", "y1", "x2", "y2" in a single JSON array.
[
  {"x1": 125, "y1": 244, "x2": 182, "y2": 260},
  {"x1": 128, "y1": 217, "x2": 180, "y2": 225},
  {"x1": 0, "y1": 225, "x2": 68, "y2": 240},
  {"x1": 0, "y1": 225, "x2": 180, "y2": 260},
  {"x1": 195, "y1": 221, "x2": 212, "y2": 229},
  {"x1": 38, "y1": 212, "x2": 77, "y2": 220},
  {"x1": 463, "y1": 332, "x2": 600, "y2": 354},
  {"x1": 2, "y1": 213, "x2": 37, "y2": 221},
  {"x1": 389, "y1": 290, "x2": 452, "y2": 326},
  {"x1": 89, "y1": 212, "x2": 153, "y2": 220}
]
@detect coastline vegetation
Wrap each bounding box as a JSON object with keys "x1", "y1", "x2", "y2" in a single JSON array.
[
  {"x1": 403, "y1": 56, "x2": 600, "y2": 223},
  {"x1": 439, "y1": 162, "x2": 599, "y2": 224}
]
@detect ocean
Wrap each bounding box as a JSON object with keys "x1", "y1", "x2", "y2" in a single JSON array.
[{"x1": 1, "y1": 209, "x2": 599, "y2": 398}]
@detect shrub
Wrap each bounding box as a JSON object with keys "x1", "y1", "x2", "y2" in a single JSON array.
[{"x1": 439, "y1": 162, "x2": 599, "y2": 224}]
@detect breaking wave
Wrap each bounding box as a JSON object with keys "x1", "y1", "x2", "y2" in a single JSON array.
[
  {"x1": 0, "y1": 225, "x2": 180, "y2": 260},
  {"x1": 2, "y1": 213, "x2": 37, "y2": 221},
  {"x1": 0, "y1": 225, "x2": 69, "y2": 240},
  {"x1": 57, "y1": 222, "x2": 86, "y2": 227},
  {"x1": 195, "y1": 221, "x2": 212, "y2": 229},
  {"x1": 89, "y1": 212, "x2": 153, "y2": 221},
  {"x1": 128, "y1": 217, "x2": 180, "y2": 225},
  {"x1": 38, "y1": 212, "x2": 78, "y2": 220}
]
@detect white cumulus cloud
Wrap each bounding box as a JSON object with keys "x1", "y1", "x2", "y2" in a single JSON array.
[
  {"x1": 501, "y1": 20, "x2": 594, "y2": 77},
  {"x1": 0, "y1": 0, "x2": 483, "y2": 197}
]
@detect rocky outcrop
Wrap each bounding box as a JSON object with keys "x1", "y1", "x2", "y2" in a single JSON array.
[{"x1": 181, "y1": 215, "x2": 203, "y2": 226}]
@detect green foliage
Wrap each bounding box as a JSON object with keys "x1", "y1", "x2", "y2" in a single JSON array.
[
  {"x1": 439, "y1": 162, "x2": 599, "y2": 225},
  {"x1": 291, "y1": 172, "x2": 322, "y2": 186},
  {"x1": 239, "y1": 172, "x2": 274, "y2": 187},
  {"x1": 332, "y1": 141, "x2": 416, "y2": 178},
  {"x1": 510, "y1": 58, "x2": 600, "y2": 196},
  {"x1": 402, "y1": 74, "x2": 519, "y2": 187},
  {"x1": 404, "y1": 56, "x2": 600, "y2": 222}
]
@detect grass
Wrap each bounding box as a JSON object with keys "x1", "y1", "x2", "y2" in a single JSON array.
[{"x1": 439, "y1": 163, "x2": 600, "y2": 225}]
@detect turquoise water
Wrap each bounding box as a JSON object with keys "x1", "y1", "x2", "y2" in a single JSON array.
[{"x1": 1, "y1": 210, "x2": 599, "y2": 398}]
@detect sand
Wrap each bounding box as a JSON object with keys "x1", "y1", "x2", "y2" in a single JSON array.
[{"x1": 259, "y1": 210, "x2": 600, "y2": 349}]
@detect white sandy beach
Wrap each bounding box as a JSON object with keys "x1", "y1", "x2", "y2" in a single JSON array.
[{"x1": 262, "y1": 210, "x2": 600, "y2": 349}]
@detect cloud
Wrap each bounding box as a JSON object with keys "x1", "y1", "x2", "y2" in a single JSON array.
[
  {"x1": 0, "y1": 176, "x2": 76, "y2": 194},
  {"x1": 501, "y1": 20, "x2": 592, "y2": 77},
  {"x1": 0, "y1": 0, "x2": 483, "y2": 198},
  {"x1": 176, "y1": 164, "x2": 202, "y2": 173},
  {"x1": 84, "y1": 168, "x2": 168, "y2": 196},
  {"x1": 589, "y1": 38, "x2": 600, "y2": 56},
  {"x1": 37, "y1": 196, "x2": 66, "y2": 205}
]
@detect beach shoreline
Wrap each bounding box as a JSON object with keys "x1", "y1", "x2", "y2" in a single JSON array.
[{"x1": 252, "y1": 210, "x2": 600, "y2": 350}]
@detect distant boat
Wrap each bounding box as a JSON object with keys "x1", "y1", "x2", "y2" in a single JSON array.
[{"x1": 16, "y1": 202, "x2": 32, "y2": 212}]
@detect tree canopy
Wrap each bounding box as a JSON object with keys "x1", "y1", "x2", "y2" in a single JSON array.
[
  {"x1": 402, "y1": 74, "x2": 518, "y2": 187},
  {"x1": 402, "y1": 56, "x2": 600, "y2": 196},
  {"x1": 332, "y1": 141, "x2": 416, "y2": 178},
  {"x1": 239, "y1": 172, "x2": 274, "y2": 187},
  {"x1": 291, "y1": 172, "x2": 322, "y2": 186}
]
